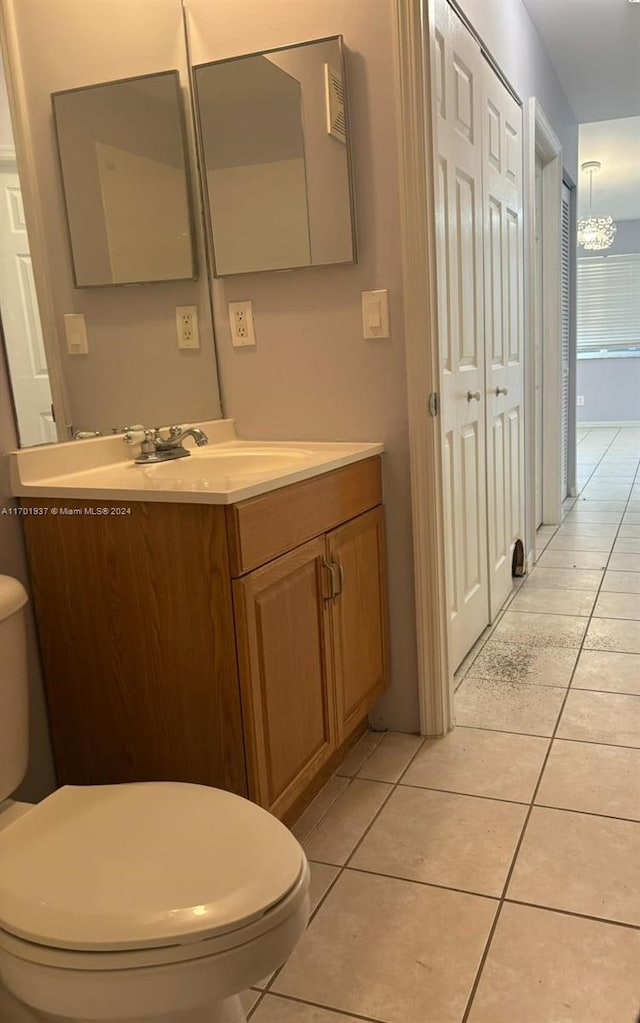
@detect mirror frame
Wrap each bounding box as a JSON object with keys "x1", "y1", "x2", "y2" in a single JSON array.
[
  {"x1": 192, "y1": 35, "x2": 358, "y2": 278},
  {"x1": 51, "y1": 69, "x2": 199, "y2": 289}
]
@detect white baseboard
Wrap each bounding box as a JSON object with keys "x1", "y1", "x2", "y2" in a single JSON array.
[{"x1": 578, "y1": 420, "x2": 640, "y2": 428}]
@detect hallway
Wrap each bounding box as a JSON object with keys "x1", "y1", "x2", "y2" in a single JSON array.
[{"x1": 245, "y1": 426, "x2": 640, "y2": 1022}]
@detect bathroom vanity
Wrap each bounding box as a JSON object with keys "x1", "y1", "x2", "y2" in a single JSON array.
[{"x1": 9, "y1": 424, "x2": 388, "y2": 821}]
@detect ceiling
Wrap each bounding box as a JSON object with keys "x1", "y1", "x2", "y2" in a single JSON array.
[
  {"x1": 522, "y1": 0, "x2": 640, "y2": 123},
  {"x1": 578, "y1": 117, "x2": 640, "y2": 221}
]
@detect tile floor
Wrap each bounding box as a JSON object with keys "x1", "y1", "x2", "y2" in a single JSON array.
[{"x1": 245, "y1": 427, "x2": 640, "y2": 1023}]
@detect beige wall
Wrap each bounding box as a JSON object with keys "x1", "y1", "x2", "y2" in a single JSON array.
[
  {"x1": 5, "y1": 0, "x2": 222, "y2": 436},
  {"x1": 0, "y1": 344, "x2": 56, "y2": 801},
  {"x1": 186, "y1": 0, "x2": 420, "y2": 731}
]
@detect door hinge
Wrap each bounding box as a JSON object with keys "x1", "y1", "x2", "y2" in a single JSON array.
[{"x1": 428, "y1": 392, "x2": 439, "y2": 417}]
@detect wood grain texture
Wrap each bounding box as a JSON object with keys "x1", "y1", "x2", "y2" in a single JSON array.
[
  {"x1": 21, "y1": 499, "x2": 247, "y2": 794},
  {"x1": 226, "y1": 457, "x2": 382, "y2": 577},
  {"x1": 233, "y1": 538, "x2": 337, "y2": 818},
  {"x1": 327, "y1": 507, "x2": 390, "y2": 740}
]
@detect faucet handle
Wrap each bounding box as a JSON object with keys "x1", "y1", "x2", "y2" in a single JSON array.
[
  {"x1": 123, "y1": 427, "x2": 147, "y2": 445},
  {"x1": 151, "y1": 424, "x2": 183, "y2": 442},
  {"x1": 139, "y1": 428, "x2": 160, "y2": 456}
]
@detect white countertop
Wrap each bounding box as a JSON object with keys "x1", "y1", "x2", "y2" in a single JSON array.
[{"x1": 7, "y1": 420, "x2": 384, "y2": 505}]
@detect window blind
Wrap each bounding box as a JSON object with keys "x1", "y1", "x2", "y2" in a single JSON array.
[{"x1": 576, "y1": 253, "x2": 640, "y2": 355}]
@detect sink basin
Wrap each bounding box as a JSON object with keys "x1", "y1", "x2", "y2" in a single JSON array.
[{"x1": 143, "y1": 446, "x2": 316, "y2": 481}]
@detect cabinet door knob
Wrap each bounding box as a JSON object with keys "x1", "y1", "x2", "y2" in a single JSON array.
[
  {"x1": 322, "y1": 558, "x2": 337, "y2": 601},
  {"x1": 466, "y1": 390, "x2": 481, "y2": 402},
  {"x1": 495, "y1": 386, "x2": 508, "y2": 396}
]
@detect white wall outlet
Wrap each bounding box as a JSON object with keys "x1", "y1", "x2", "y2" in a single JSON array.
[
  {"x1": 362, "y1": 289, "x2": 390, "y2": 339},
  {"x1": 176, "y1": 306, "x2": 200, "y2": 349},
  {"x1": 64, "y1": 313, "x2": 89, "y2": 355},
  {"x1": 577, "y1": 395, "x2": 585, "y2": 406},
  {"x1": 228, "y1": 300, "x2": 256, "y2": 347}
]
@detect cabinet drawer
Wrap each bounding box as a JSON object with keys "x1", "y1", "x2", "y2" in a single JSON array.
[{"x1": 226, "y1": 456, "x2": 382, "y2": 576}]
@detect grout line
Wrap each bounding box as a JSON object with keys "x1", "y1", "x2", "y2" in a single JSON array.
[
  {"x1": 530, "y1": 803, "x2": 640, "y2": 826},
  {"x1": 504, "y1": 608, "x2": 594, "y2": 619},
  {"x1": 570, "y1": 685, "x2": 640, "y2": 698},
  {"x1": 334, "y1": 730, "x2": 386, "y2": 780},
  {"x1": 254, "y1": 990, "x2": 385, "y2": 1022},
  {"x1": 341, "y1": 863, "x2": 501, "y2": 902},
  {"x1": 393, "y1": 780, "x2": 535, "y2": 807},
  {"x1": 502, "y1": 897, "x2": 640, "y2": 933},
  {"x1": 460, "y1": 674, "x2": 572, "y2": 690},
  {"x1": 460, "y1": 728, "x2": 637, "y2": 752}
]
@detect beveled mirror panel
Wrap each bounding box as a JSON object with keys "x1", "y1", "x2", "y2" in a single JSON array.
[
  {"x1": 194, "y1": 36, "x2": 356, "y2": 277},
  {"x1": 52, "y1": 71, "x2": 197, "y2": 288}
]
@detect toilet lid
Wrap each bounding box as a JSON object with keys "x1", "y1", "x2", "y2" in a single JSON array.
[{"x1": 0, "y1": 783, "x2": 305, "y2": 951}]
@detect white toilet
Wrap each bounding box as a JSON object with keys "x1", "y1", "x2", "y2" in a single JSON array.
[{"x1": 0, "y1": 574, "x2": 310, "y2": 1023}]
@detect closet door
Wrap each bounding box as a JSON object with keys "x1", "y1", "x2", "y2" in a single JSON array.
[
  {"x1": 433, "y1": 0, "x2": 489, "y2": 669},
  {"x1": 560, "y1": 183, "x2": 571, "y2": 500},
  {"x1": 481, "y1": 64, "x2": 525, "y2": 619}
]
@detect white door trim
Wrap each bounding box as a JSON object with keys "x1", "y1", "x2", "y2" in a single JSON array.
[
  {"x1": 527, "y1": 98, "x2": 563, "y2": 527},
  {"x1": 0, "y1": 5, "x2": 71, "y2": 442},
  {"x1": 392, "y1": 0, "x2": 452, "y2": 736}
]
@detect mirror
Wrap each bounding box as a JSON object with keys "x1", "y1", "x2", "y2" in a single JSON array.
[
  {"x1": 0, "y1": 0, "x2": 222, "y2": 450},
  {"x1": 194, "y1": 36, "x2": 357, "y2": 277},
  {"x1": 52, "y1": 71, "x2": 197, "y2": 287}
]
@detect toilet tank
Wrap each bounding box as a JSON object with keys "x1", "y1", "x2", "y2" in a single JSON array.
[{"x1": 0, "y1": 575, "x2": 29, "y2": 802}]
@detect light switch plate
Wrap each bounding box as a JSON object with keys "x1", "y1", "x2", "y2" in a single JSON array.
[
  {"x1": 362, "y1": 289, "x2": 390, "y2": 339},
  {"x1": 64, "y1": 313, "x2": 89, "y2": 355}
]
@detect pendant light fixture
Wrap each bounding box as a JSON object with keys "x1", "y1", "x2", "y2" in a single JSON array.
[{"x1": 577, "y1": 161, "x2": 617, "y2": 251}]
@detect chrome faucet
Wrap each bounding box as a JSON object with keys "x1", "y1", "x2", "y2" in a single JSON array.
[{"x1": 128, "y1": 425, "x2": 209, "y2": 464}]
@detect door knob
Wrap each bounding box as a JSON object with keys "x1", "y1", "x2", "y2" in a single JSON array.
[
  {"x1": 495, "y1": 386, "x2": 508, "y2": 396},
  {"x1": 466, "y1": 390, "x2": 481, "y2": 402}
]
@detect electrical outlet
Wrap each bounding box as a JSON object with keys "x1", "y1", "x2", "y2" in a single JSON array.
[
  {"x1": 176, "y1": 306, "x2": 200, "y2": 349},
  {"x1": 228, "y1": 301, "x2": 256, "y2": 348},
  {"x1": 577, "y1": 395, "x2": 585, "y2": 406}
]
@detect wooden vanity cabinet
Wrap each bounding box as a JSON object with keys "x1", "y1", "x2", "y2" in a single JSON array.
[{"x1": 21, "y1": 457, "x2": 389, "y2": 821}]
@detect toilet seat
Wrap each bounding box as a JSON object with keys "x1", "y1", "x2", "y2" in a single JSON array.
[{"x1": 0, "y1": 782, "x2": 304, "y2": 954}]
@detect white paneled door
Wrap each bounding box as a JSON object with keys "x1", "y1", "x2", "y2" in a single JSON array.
[
  {"x1": 481, "y1": 61, "x2": 525, "y2": 620},
  {"x1": 433, "y1": 0, "x2": 490, "y2": 670},
  {"x1": 433, "y1": 0, "x2": 524, "y2": 666},
  {"x1": 560, "y1": 183, "x2": 571, "y2": 500},
  {"x1": 0, "y1": 158, "x2": 55, "y2": 447}
]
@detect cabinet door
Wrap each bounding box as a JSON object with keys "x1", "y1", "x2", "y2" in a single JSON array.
[
  {"x1": 327, "y1": 507, "x2": 389, "y2": 741},
  {"x1": 21, "y1": 500, "x2": 247, "y2": 794},
  {"x1": 233, "y1": 537, "x2": 337, "y2": 817}
]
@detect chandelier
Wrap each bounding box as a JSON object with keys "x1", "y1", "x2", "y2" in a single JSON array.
[{"x1": 577, "y1": 161, "x2": 616, "y2": 251}]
